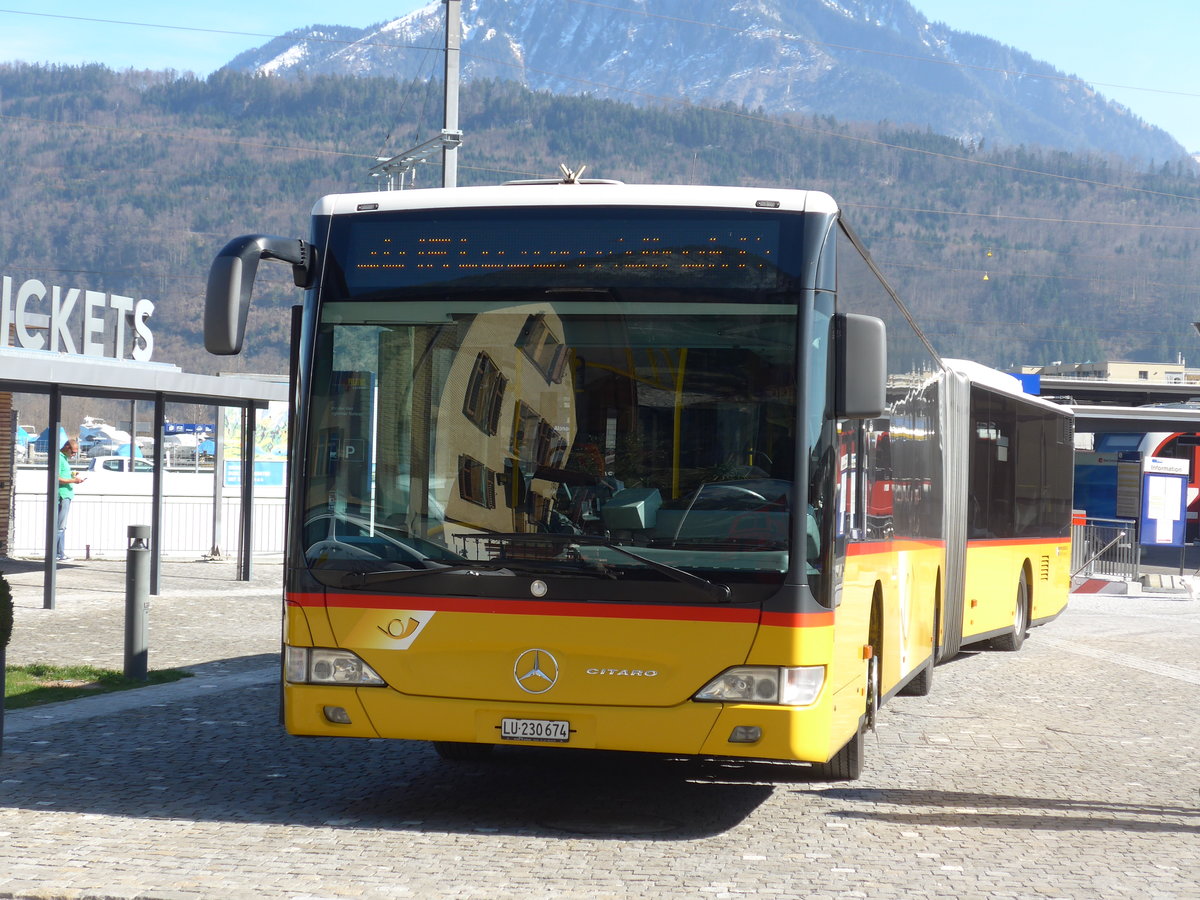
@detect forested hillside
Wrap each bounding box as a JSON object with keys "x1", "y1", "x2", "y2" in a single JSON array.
[{"x1": 3, "y1": 63, "x2": 1200, "y2": 382}]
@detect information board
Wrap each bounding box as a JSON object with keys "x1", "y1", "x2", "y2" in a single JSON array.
[{"x1": 1139, "y1": 470, "x2": 1187, "y2": 547}]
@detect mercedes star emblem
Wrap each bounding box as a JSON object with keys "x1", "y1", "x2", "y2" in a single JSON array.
[{"x1": 514, "y1": 648, "x2": 559, "y2": 694}]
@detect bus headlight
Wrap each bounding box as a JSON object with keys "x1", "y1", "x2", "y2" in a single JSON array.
[
  {"x1": 694, "y1": 666, "x2": 824, "y2": 706},
  {"x1": 285, "y1": 646, "x2": 386, "y2": 686}
]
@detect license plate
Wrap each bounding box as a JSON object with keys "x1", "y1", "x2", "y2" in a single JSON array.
[{"x1": 500, "y1": 717, "x2": 570, "y2": 743}]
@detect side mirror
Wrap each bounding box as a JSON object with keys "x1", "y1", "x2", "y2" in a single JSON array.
[
  {"x1": 834, "y1": 313, "x2": 886, "y2": 419},
  {"x1": 204, "y1": 235, "x2": 316, "y2": 355}
]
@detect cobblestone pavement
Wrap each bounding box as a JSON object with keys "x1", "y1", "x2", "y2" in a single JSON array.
[{"x1": 0, "y1": 558, "x2": 1196, "y2": 899}]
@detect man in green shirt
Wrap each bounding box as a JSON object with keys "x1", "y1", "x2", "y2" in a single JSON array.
[{"x1": 56, "y1": 437, "x2": 85, "y2": 562}]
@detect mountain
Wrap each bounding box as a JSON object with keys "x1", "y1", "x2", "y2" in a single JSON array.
[
  {"x1": 225, "y1": 0, "x2": 1189, "y2": 165},
  {"x1": 4, "y1": 62, "x2": 1199, "y2": 394}
]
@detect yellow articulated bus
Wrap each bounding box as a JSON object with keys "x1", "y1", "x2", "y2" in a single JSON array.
[{"x1": 204, "y1": 179, "x2": 1072, "y2": 779}]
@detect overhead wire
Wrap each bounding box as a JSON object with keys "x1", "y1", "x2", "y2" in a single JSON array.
[
  {"x1": 0, "y1": 7, "x2": 440, "y2": 59},
  {"x1": 0, "y1": 110, "x2": 377, "y2": 160},
  {"x1": 861, "y1": 233, "x2": 1200, "y2": 288},
  {"x1": 372, "y1": 38, "x2": 440, "y2": 161},
  {"x1": 366, "y1": 34, "x2": 445, "y2": 190},
  {"x1": 844, "y1": 201, "x2": 1200, "y2": 232},
  {"x1": 873, "y1": 258, "x2": 1200, "y2": 292}
]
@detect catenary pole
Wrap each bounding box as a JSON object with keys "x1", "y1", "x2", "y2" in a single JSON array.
[{"x1": 443, "y1": 0, "x2": 461, "y2": 188}]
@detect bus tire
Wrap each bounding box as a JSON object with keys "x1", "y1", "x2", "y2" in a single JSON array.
[
  {"x1": 899, "y1": 644, "x2": 934, "y2": 697},
  {"x1": 900, "y1": 601, "x2": 938, "y2": 697},
  {"x1": 812, "y1": 646, "x2": 877, "y2": 781},
  {"x1": 812, "y1": 721, "x2": 864, "y2": 781},
  {"x1": 992, "y1": 573, "x2": 1029, "y2": 652},
  {"x1": 864, "y1": 649, "x2": 880, "y2": 731},
  {"x1": 433, "y1": 741, "x2": 494, "y2": 761}
]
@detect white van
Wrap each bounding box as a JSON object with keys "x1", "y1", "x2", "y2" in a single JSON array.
[{"x1": 87, "y1": 456, "x2": 154, "y2": 474}]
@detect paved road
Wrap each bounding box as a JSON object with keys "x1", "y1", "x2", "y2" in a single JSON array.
[{"x1": 0, "y1": 557, "x2": 1197, "y2": 899}]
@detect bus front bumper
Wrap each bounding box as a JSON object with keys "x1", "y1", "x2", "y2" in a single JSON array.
[{"x1": 283, "y1": 681, "x2": 860, "y2": 764}]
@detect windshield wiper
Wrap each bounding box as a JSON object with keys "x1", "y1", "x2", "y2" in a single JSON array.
[
  {"x1": 321, "y1": 536, "x2": 733, "y2": 601},
  {"x1": 323, "y1": 556, "x2": 614, "y2": 589},
  {"x1": 573, "y1": 537, "x2": 732, "y2": 602},
  {"x1": 466, "y1": 533, "x2": 732, "y2": 602},
  {"x1": 328, "y1": 560, "x2": 532, "y2": 588}
]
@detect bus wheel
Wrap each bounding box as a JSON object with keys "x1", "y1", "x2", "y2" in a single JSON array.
[
  {"x1": 433, "y1": 741, "x2": 494, "y2": 761},
  {"x1": 812, "y1": 651, "x2": 877, "y2": 781},
  {"x1": 812, "y1": 721, "x2": 864, "y2": 781},
  {"x1": 865, "y1": 650, "x2": 880, "y2": 731},
  {"x1": 899, "y1": 626, "x2": 935, "y2": 697},
  {"x1": 992, "y1": 574, "x2": 1029, "y2": 652}
]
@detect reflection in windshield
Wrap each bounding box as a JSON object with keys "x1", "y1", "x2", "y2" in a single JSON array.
[{"x1": 302, "y1": 300, "x2": 798, "y2": 583}]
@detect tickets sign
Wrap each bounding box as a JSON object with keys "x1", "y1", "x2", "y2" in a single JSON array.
[{"x1": 1, "y1": 275, "x2": 154, "y2": 361}]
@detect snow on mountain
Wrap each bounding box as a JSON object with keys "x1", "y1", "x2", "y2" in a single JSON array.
[{"x1": 223, "y1": 0, "x2": 1188, "y2": 164}]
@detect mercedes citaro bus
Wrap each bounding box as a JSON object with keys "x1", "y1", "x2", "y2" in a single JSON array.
[{"x1": 204, "y1": 179, "x2": 1071, "y2": 779}]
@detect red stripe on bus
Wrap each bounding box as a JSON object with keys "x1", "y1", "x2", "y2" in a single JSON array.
[
  {"x1": 845, "y1": 539, "x2": 944, "y2": 556},
  {"x1": 289, "y1": 591, "x2": 762, "y2": 623},
  {"x1": 965, "y1": 537, "x2": 1069, "y2": 549},
  {"x1": 760, "y1": 610, "x2": 835, "y2": 627},
  {"x1": 845, "y1": 536, "x2": 1066, "y2": 555},
  {"x1": 288, "y1": 592, "x2": 836, "y2": 627}
]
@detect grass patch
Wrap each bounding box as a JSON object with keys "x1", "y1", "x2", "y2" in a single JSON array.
[{"x1": 3, "y1": 663, "x2": 191, "y2": 710}]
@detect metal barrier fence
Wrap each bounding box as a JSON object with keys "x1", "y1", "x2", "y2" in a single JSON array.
[
  {"x1": 1071, "y1": 516, "x2": 1139, "y2": 581},
  {"x1": 10, "y1": 493, "x2": 286, "y2": 558}
]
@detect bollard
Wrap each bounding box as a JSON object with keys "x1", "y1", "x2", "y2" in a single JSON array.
[{"x1": 124, "y1": 525, "x2": 150, "y2": 681}]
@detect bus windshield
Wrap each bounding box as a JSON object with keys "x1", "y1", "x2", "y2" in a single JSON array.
[{"x1": 302, "y1": 296, "x2": 799, "y2": 590}]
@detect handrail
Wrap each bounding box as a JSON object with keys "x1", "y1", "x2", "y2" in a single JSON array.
[{"x1": 1071, "y1": 530, "x2": 1127, "y2": 578}]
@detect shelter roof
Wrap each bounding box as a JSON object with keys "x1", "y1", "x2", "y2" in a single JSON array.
[{"x1": 0, "y1": 348, "x2": 285, "y2": 406}]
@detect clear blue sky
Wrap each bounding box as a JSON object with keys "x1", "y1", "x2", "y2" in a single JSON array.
[
  {"x1": 0, "y1": 2, "x2": 432, "y2": 71},
  {"x1": 914, "y1": 1, "x2": 1200, "y2": 152},
  {"x1": 2, "y1": 1, "x2": 1199, "y2": 151}
]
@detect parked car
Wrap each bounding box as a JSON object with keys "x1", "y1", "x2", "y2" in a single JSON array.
[{"x1": 87, "y1": 456, "x2": 154, "y2": 474}]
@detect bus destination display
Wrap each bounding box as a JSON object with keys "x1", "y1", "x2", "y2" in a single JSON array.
[{"x1": 337, "y1": 212, "x2": 787, "y2": 292}]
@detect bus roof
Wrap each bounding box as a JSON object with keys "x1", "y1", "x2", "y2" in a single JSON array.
[
  {"x1": 942, "y1": 358, "x2": 1073, "y2": 416},
  {"x1": 312, "y1": 183, "x2": 840, "y2": 217}
]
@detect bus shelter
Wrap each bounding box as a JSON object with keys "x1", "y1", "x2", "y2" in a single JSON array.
[{"x1": 0, "y1": 349, "x2": 286, "y2": 609}]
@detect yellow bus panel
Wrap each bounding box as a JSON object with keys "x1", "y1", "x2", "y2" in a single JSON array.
[{"x1": 963, "y1": 538, "x2": 1069, "y2": 643}]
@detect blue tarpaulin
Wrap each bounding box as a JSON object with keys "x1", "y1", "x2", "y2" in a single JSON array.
[{"x1": 33, "y1": 426, "x2": 69, "y2": 453}]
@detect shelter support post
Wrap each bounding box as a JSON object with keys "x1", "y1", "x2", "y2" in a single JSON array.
[
  {"x1": 238, "y1": 406, "x2": 256, "y2": 581},
  {"x1": 210, "y1": 404, "x2": 224, "y2": 559},
  {"x1": 42, "y1": 387, "x2": 62, "y2": 609},
  {"x1": 150, "y1": 394, "x2": 165, "y2": 595}
]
